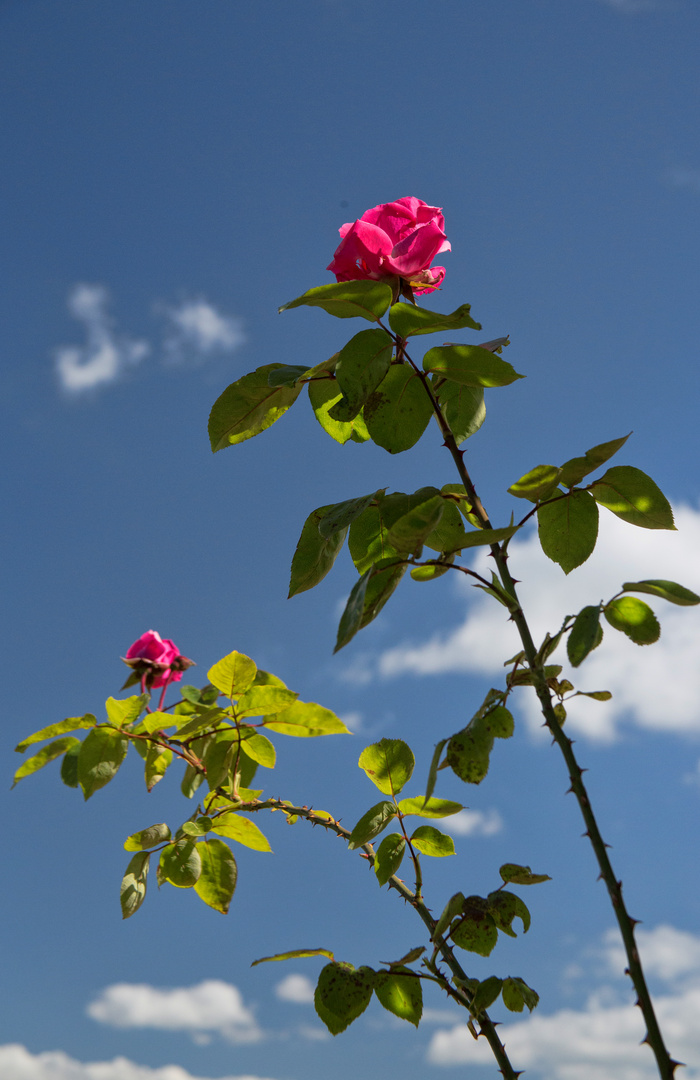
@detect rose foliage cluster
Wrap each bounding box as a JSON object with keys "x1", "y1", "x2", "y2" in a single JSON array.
[{"x1": 15, "y1": 197, "x2": 700, "y2": 1080}]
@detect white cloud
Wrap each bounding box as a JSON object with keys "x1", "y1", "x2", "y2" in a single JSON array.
[
  {"x1": 87, "y1": 981, "x2": 261, "y2": 1044},
  {"x1": 162, "y1": 300, "x2": 244, "y2": 363},
  {"x1": 665, "y1": 167, "x2": 700, "y2": 193},
  {"x1": 603, "y1": 925, "x2": 700, "y2": 987},
  {"x1": 376, "y1": 504, "x2": 700, "y2": 742},
  {"x1": 0, "y1": 1044, "x2": 276, "y2": 1080},
  {"x1": 274, "y1": 974, "x2": 315, "y2": 1005},
  {"x1": 438, "y1": 809, "x2": 503, "y2": 837},
  {"x1": 427, "y1": 925, "x2": 700, "y2": 1078},
  {"x1": 55, "y1": 285, "x2": 149, "y2": 393}
]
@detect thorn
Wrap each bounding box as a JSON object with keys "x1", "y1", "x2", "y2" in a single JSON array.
[
  {"x1": 581, "y1": 830, "x2": 590, "y2": 838},
  {"x1": 669, "y1": 1059, "x2": 685, "y2": 1071},
  {"x1": 640, "y1": 1034, "x2": 650, "y2": 1046}
]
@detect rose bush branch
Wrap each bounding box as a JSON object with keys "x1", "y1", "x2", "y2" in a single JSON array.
[
  {"x1": 205, "y1": 197, "x2": 700, "y2": 1078},
  {"x1": 15, "y1": 640, "x2": 541, "y2": 1080}
]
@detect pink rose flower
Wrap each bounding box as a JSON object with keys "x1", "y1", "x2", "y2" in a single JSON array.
[
  {"x1": 327, "y1": 196, "x2": 451, "y2": 295},
  {"x1": 124, "y1": 630, "x2": 189, "y2": 688}
]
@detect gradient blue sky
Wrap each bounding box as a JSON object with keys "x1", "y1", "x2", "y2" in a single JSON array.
[{"x1": 3, "y1": 2, "x2": 700, "y2": 1079}]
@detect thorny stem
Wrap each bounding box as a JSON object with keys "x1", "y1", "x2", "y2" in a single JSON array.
[
  {"x1": 254, "y1": 799, "x2": 521, "y2": 1080},
  {"x1": 396, "y1": 338, "x2": 679, "y2": 1079}
]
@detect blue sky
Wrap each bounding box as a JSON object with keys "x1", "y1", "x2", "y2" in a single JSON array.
[{"x1": 3, "y1": 2, "x2": 700, "y2": 1079}]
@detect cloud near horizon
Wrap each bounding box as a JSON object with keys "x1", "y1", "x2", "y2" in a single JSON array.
[
  {"x1": 373, "y1": 503, "x2": 700, "y2": 742},
  {"x1": 87, "y1": 980, "x2": 262, "y2": 1044},
  {"x1": 0, "y1": 1044, "x2": 276, "y2": 1080},
  {"x1": 427, "y1": 924, "x2": 700, "y2": 1078}
]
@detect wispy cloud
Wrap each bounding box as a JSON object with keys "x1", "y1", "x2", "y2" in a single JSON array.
[
  {"x1": 664, "y1": 167, "x2": 700, "y2": 193},
  {"x1": 594, "y1": 0, "x2": 677, "y2": 12},
  {"x1": 0, "y1": 1044, "x2": 277, "y2": 1080},
  {"x1": 438, "y1": 808, "x2": 503, "y2": 837},
  {"x1": 87, "y1": 980, "x2": 262, "y2": 1044},
  {"x1": 274, "y1": 974, "x2": 315, "y2": 1004},
  {"x1": 55, "y1": 284, "x2": 149, "y2": 393},
  {"x1": 427, "y1": 925, "x2": 700, "y2": 1078},
  {"x1": 54, "y1": 286, "x2": 244, "y2": 394},
  {"x1": 162, "y1": 299, "x2": 245, "y2": 364},
  {"x1": 372, "y1": 503, "x2": 700, "y2": 742}
]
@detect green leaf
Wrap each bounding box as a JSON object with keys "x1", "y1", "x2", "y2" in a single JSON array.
[
  {"x1": 358, "y1": 738, "x2": 415, "y2": 796},
  {"x1": 207, "y1": 651, "x2": 258, "y2": 698},
  {"x1": 120, "y1": 852, "x2": 150, "y2": 920},
  {"x1": 136, "y1": 710, "x2": 177, "y2": 735},
  {"x1": 317, "y1": 491, "x2": 382, "y2": 539},
  {"x1": 60, "y1": 744, "x2": 81, "y2": 787},
  {"x1": 328, "y1": 329, "x2": 393, "y2": 420},
  {"x1": 289, "y1": 504, "x2": 349, "y2": 598},
  {"x1": 499, "y1": 864, "x2": 551, "y2": 886},
  {"x1": 78, "y1": 727, "x2": 129, "y2": 800},
  {"x1": 334, "y1": 558, "x2": 407, "y2": 653},
  {"x1": 471, "y1": 976, "x2": 504, "y2": 1015},
  {"x1": 423, "y1": 344, "x2": 524, "y2": 388},
  {"x1": 236, "y1": 686, "x2": 298, "y2": 719},
  {"x1": 239, "y1": 732, "x2": 276, "y2": 768},
  {"x1": 348, "y1": 801, "x2": 397, "y2": 849},
  {"x1": 211, "y1": 812, "x2": 272, "y2": 852},
  {"x1": 502, "y1": 976, "x2": 539, "y2": 1013},
  {"x1": 577, "y1": 690, "x2": 613, "y2": 701},
  {"x1": 174, "y1": 707, "x2": 228, "y2": 740},
  {"x1": 423, "y1": 739, "x2": 448, "y2": 805},
  {"x1": 567, "y1": 606, "x2": 604, "y2": 667},
  {"x1": 314, "y1": 962, "x2": 375, "y2": 1035},
  {"x1": 348, "y1": 489, "x2": 438, "y2": 573},
  {"x1": 263, "y1": 700, "x2": 351, "y2": 737},
  {"x1": 559, "y1": 433, "x2": 631, "y2": 488},
  {"x1": 389, "y1": 301, "x2": 481, "y2": 338},
  {"x1": 124, "y1": 823, "x2": 172, "y2": 851},
  {"x1": 12, "y1": 736, "x2": 80, "y2": 786},
  {"x1": 537, "y1": 489, "x2": 599, "y2": 573},
  {"x1": 622, "y1": 579, "x2": 700, "y2": 606},
  {"x1": 373, "y1": 833, "x2": 406, "y2": 887},
  {"x1": 604, "y1": 596, "x2": 661, "y2": 645},
  {"x1": 374, "y1": 967, "x2": 423, "y2": 1026},
  {"x1": 434, "y1": 892, "x2": 465, "y2": 939},
  {"x1": 15, "y1": 714, "x2": 97, "y2": 754},
  {"x1": 363, "y1": 365, "x2": 433, "y2": 453},
  {"x1": 252, "y1": 947, "x2": 335, "y2": 966},
  {"x1": 159, "y1": 840, "x2": 202, "y2": 888},
  {"x1": 410, "y1": 559, "x2": 454, "y2": 582},
  {"x1": 180, "y1": 818, "x2": 213, "y2": 837},
  {"x1": 145, "y1": 745, "x2": 172, "y2": 792},
  {"x1": 435, "y1": 380, "x2": 486, "y2": 446},
  {"x1": 266, "y1": 364, "x2": 312, "y2": 387},
  {"x1": 194, "y1": 838, "x2": 238, "y2": 913},
  {"x1": 387, "y1": 495, "x2": 444, "y2": 555},
  {"x1": 308, "y1": 378, "x2": 370, "y2": 444},
  {"x1": 508, "y1": 465, "x2": 562, "y2": 502},
  {"x1": 410, "y1": 825, "x2": 455, "y2": 857},
  {"x1": 105, "y1": 695, "x2": 149, "y2": 729},
  {"x1": 209, "y1": 364, "x2": 303, "y2": 451},
  {"x1": 439, "y1": 524, "x2": 521, "y2": 554},
  {"x1": 451, "y1": 897, "x2": 498, "y2": 957},
  {"x1": 446, "y1": 703, "x2": 514, "y2": 785},
  {"x1": 488, "y1": 891, "x2": 531, "y2": 936},
  {"x1": 397, "y1": 797, "x2": 463, "y2": 818},
  {"x1": 423, "y1": 502, "x2": 468, "y2": 555},
  {"x1": 181, "y1": 763, "x2": 205, "y2": 799},
  {"x1": 590, "y1": 466, "x2": 675, "y2": 530},
  {"x1": 279, "y1": 280, "x2": 393, "y2": 321}
]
